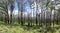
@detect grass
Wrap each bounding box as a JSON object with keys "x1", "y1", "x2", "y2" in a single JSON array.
[{"x1": 0, "y1": 21, "x2": 60, "y2": 33}]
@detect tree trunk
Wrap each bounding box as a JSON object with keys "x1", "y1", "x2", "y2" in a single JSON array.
[
  {"x1": 7, "y1": 15, "x2": 9, "y2": 24},
  {"x1": 18, "y1": 3, "x2": 20, "y2": 24},
  {"x1": 21, "y1": 6, "x2": 23, "y2": 26},
  {"x1": 28, "y1": 14, "x2": 30, "y2": 27},
  {"x1": 10, "y1": 12, "x2": 12, "y2": 24}
]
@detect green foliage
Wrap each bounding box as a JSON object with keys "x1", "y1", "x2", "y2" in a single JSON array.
[{"x1": 0, "y1": 21, "x2": 60, "y2": 33}]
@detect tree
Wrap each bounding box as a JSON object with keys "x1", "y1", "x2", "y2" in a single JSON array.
[
  {"x1": 0, "y1": 0, "x2": 9, "y2": 24},
  {"x1": 28, "y1": 0, "x2": 34, "y2": 27},
  {"x1": 18, "y1": 2, "x2": 20, "y2": 24},
  {"x1": 55, "y1": 0, "x2": 60, "y2": 24},
  {"x1": 0, "y1": 0, "x2": 14, "y2": 24},
  {"x1": 57, "y1": 8, "x2": 60, "y2": 24},
  {"x1": 8, "y1": 0, "x2": 14, "y2": 24}
]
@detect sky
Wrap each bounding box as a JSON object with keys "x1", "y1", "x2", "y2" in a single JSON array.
[
  {"x1": 8, "y1": 0, "x2": 60, "y2": 17},
  {"x1": 9, "y1": 0, "x2": 48, "y2": 17},
  {"x1": 10, "y1": 0, "x2": 35, "y2": 17},
  {"x1": 14, "y1": 0, "x2": 31, "y2": 11},
  {"x1": 8, "y1": 0, "x2": 34, "y2": 17},
  {"x1": 8, "y1": 0, "x2": 18, "y2": 15},
  {"x1": 14, "y1": 0, "x2": 18, "y2": 10}
]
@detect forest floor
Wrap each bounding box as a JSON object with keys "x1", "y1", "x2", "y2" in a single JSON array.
[{"x1": 0, "y1": 21, "x2": 60, "y2": 33}]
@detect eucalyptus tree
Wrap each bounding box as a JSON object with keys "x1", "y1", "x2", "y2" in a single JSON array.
[
  {"x1": 20, "y1": 0, "x2": 24, "y2": 26},
  {"x1": 17, "y1": 0, "x2": 25, "y2": 25},
  {"x1": 35, "y1": 0, "x2": 39, "y2": 26},
  {"x1": 27, "y1": 0, "x2": 33, "y2": 26},
  {"x1": 45, "y1": 0, "x2": 56, "y2": 26},
  {"x1": 7, "y1": 0, "x2": 14, "y2": 24},
  {"x1": 17, "y1": 0, "x2": 21, "y2": 24},
  {"x1": 55, "y1": 0, "x2": 60, "y2": 24},
  {"x1": 0, "y1": 0, "x2": 15, "y2": 24},
  {"x1": 0, "y1": 0, "x2": 9, "y2": 23},
  {"x1": 35, "y1": 0, "x2": 41, "y2": 26},
  {"x1": 30, "y1": 0, "x2": 35, "y2": 26},
  {"x1": 43, "y1": 0, "x2": 52, "y2": 33},
  {"x1": 56, "y1": 8, "x2": 60, "y2": 24},
  {"x1": 21, "y1": 0, "x2": 28, "y2": 26},
  {"x1": 45, "y1": 0, "x2": 57, "y2": 33},
  {"x1": 0, "y1": 12, "x2": 3, "y2": 21},
  {"x1": 23, "y1": 1, "x2": 28, "y2": 25}
]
